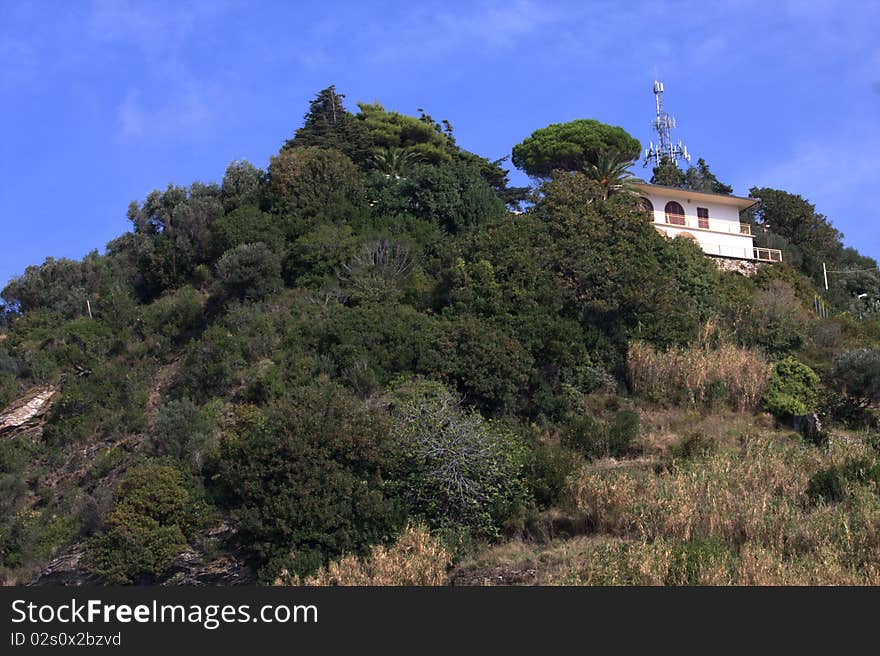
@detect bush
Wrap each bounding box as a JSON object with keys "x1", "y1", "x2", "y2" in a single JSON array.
[
  {"x1": 433, "y1": 315, "x2": 533, "y2": 415},
  {"x1": 671, "y1": 431, "x2": 716, "y2": 460},
  {"x1": 386, "y1": 378, "x2": 529, "y2": 538},
  {"x1": 833, "y1": 349, "x2": 880, "y2": 406},
  {"x1": 212, "y1": 205, "x2": 284, "y2": 254},
  {"x1": 86, "y1": 463, "x2": 208, "y2": 584},
  {"x1": 806, "y1": 458, "x2": 880, "y2": 505},
  {"x1": 762, "y1": 357, "x2": 820, "y2": 420},
  {"x1": 525, "y1": 442, "x2": 581, "y2": 508},
  {"x1": 216, "y1": 243, "x2": 283, "y2": 301},
  {"x1": 150, "y1": 399, "x2": 212, "y2": 471},
  {"x1": 138, "y1": 286, "x2": 205, "y2": 351},
  {"x1": 561, "y1": 410, "x2": 638, "y2": 459},
  {"x1": 215, "y1": 381, "x2": 403, "y2": 580}
]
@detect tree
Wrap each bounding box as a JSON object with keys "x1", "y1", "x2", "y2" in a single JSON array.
[
  {"x1": 512, "y1": 119, "x2": 641, "y2": 178},
  {"x1": 216, "y1": 243, "x2": 283, "y2": 301},
  {"x1": 650, "y1": 156, "x2": 686, "y2": 187},
  {"x1": 683, "y1": 158, "x2": 733, "y2": 195},
  {"x1": 285, "y1": 86, "x2": 370, "y2": 164},
  {"x1": 370, "y1": 147, "x2": 424, "y2": 178},
  {"x1": 583, "y1": 152, "x2": 638, "y2": 200},
  {"x1": 266, "y1": 146, "x2": 366, "y2": 230},
  {"x1": 386, "y1": 378, "x2": 527, "y2": 537},
  {"x1": 220, "y1": 160, "x2": 263, "y2": 213},
  {"x1": 215, "y1": 382, "x2": 403, "y2": 579},
  {"x1": 833, "y1": 349, "x2": 880, "y2": 406},
  {"x1": 745, "y1": 187, "x2": 843, "y2": 279}
]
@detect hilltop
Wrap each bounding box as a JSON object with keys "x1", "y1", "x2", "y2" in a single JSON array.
[{"x1": 1, "y1": 87, "x2": 879, "y2": 586}]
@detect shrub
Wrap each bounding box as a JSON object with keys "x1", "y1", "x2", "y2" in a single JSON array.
[
  {"x1": 671, "y1": 430, "x2": 716, "y2": 460},
  {"x1": 150, "y1": 398, "x2": 212, "y2": 471},
  {"x1": 216, "y1": 243, "x2": 283, "y2": 301},
  {"x1": 212, "y1": 205, "x2": 284, "y2": 254},
  {"x1": 386, "y1": 378, "x2": 529, "y2": 538},
  {"x1": 525, "y1": 442, "x2": 581, "y2": 508},
  {"x1": 806, "y1": 458, "x2": 880, "y2": 505},
  {"x1": 433, "y1": 315, "x2": 533, "y2": 415},
  {"x1": 138, "y1": 285, "x2": 204, "y2": 351},
  {"x1": 275, "y1": 525, "x2": 451, "y2": 586},
  {"x1": 561, "y1": 410, "x2": 638, "y2": 459},
  {"x1": 762, "y1": 357, "x2": 820, "y2": 420},
  {"x1": 833, "y1": 349, "x2": 880, "y2": 406},
  {"x1": 86, "y1": 463, "x2": 208, "y2": 584},
  {"x1": 215, "y1": 381, "x2": 403, "y2": 580}
]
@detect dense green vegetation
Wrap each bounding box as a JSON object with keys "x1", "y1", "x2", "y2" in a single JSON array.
[{"x1": 1, "y1": 86, "x2": 878, "y2": 585}]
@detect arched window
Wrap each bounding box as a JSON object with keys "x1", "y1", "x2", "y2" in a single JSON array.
[
  {"x1": 665, "y1": 201, "x2": 686, "y2": 226},
  {"x1": 641, "y1": 197, "x2": 654, "y2": 214}
]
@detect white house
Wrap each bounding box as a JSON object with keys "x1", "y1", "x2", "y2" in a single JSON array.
[{"x1": 631, "y1": 182, "x2": 782, "y2": 263}]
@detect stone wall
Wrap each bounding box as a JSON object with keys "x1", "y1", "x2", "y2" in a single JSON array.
[{"x1": 708, "y1": 255, "x2": 763, "y2": 276}]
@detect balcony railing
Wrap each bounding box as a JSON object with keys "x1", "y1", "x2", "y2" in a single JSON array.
[
  {"x1": 655, "y1": 214, "x2": 751, "y2": 235},
  {"x1": 754, "y1": 247, "x2": 783, "y2": 262}
]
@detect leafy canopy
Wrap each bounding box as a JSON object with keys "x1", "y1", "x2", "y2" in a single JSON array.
[{"x1": 512, "y1": 119, "x2": 641, "y2": 178}]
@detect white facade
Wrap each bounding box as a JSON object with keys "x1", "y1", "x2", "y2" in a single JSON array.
[{"x1": 632, "y1": 182, "x2": 782, "y2": 262}]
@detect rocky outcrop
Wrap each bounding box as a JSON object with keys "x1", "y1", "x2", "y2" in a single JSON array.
[
  {"x1": 0, "y1": 386, "x2": 57, "y2": 438},
  {"x1": 31, "y1": 523, "x2": 255, "y2": 587},
  {"x1": 709, "y1": 255, "x2": 763, "y2": 276}
]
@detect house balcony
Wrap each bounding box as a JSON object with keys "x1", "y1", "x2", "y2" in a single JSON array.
[
  {"x1": 653, "y1": 215, "x2": 752, "y2": 235},
  {"x1": 697, "y1": 243, "x2": 783, "y2": 262}
]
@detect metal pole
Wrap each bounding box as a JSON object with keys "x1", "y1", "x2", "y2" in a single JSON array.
[
  {"x1": 823, "y1": 262, "x2": 829, "y2": 291},
  {"x1": 86, "y1": 299, "x2": 93, "y2": 320}
]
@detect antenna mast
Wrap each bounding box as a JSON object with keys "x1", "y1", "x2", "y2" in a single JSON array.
[{"x1": 643, "y1": 81, "x2": 691, "y2": 167}]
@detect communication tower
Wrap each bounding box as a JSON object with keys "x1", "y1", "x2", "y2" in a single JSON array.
[{"x1": 643, "y1": 81, "x2": 691, "y2": 167}]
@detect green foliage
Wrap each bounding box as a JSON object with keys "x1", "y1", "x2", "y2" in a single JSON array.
[
  {"x1": 220, "y1": 160, "x2": 263, "y2": 213},
  {"x1": 212, "y1": 205, "x2": 284, "y2": 254},
  {"x1": 150, "y1": 398, "x2": 212, "y2": 470},
  {"x1": 386, "y1": 378, "x2": 529, "y2": 538},
  {"x1": 356, "y1": 101, "x2": 453, "y2": 165},
  {"x1": 215, "y1": 382, "x2": 403, "y2": 580},
  {"x1": 833, "y1": 349, "x2": 880, "y2": 406},
  {"x1": 806, "y1": 458, "x2": 880, "y2": 504},
  {"x1": 125, "y1": 183, "x2": 224, "y2": 298},
  {"x1": 683, "y1": 158, "x2": 733, "y2": 195},
  {"x1": 762, "y1": 357, "x2": 821, "y2": 419},
  {"x1": 138, "y1": 286, "x2": 205, "y2": 351},
  {"x1": 174, "y1": 324, "x2": 246, "y2": 402},
  {"x1": 86, "y1": 463, "x2": 208, "y2": 584},
  {"x1": 560, "y1": 409, "x2": 639, "y2": 459},
  {"x1": 525, "y1": 442, "x2": 581, "y2": 508},
  {"x1": 287, "y1": 86, "x2": 371, "y2": 164},
  {"x1": 512, "y1": 119, "x2": 641, "y2": 178},
  {"x1": 745, "y1": 187, "x2": 843, "y2": 281},
  {"x1": 216, "y1": 243, "x2": 283, "y2": 301},
  {"x1": 433, "y1": 314, "x2": 533, "y2": 415},
  {"x1": 650, "y1": 156, "x2": 686, "y2": 187},
  {"x1": 391, "y1": 160, "x2": 507, "y2": 233},
  {"x1": 266, "y1": 146, "x2": 366, "y2": 226}
]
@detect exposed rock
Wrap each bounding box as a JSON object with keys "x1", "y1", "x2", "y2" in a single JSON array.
[
  {"x1": 29, "y1": 544, "x2": 99, "y2": 586},
  {"x1": 31, "y1": 523, "x2": 255, "y2": 587},
  {"x1": 0, "y1": 386, "x2": 57, "y2": 438},
  {"x1": 709, "y1": 255, "x2": 762, "y2": 276}
]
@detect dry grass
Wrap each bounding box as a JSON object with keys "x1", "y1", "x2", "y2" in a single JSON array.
[
  {"x1": 627, "y1": 341, "x2": 771, "y2": 412},
  {"x1": 275, "y1": 525, "x2": 452, "y2": 586}
]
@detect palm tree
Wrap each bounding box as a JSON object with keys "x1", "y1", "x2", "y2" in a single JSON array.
[
  {"x1": 583, "y1": 152, "x2": 638, "y2": 200},
  {"x1": 371, "y1": 147, "x2": 425, "y2": 179}
]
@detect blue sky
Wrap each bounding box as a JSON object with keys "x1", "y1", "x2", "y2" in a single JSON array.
[{"x1": 2, "y1": 0, "x2": 878, "y2": 288}]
